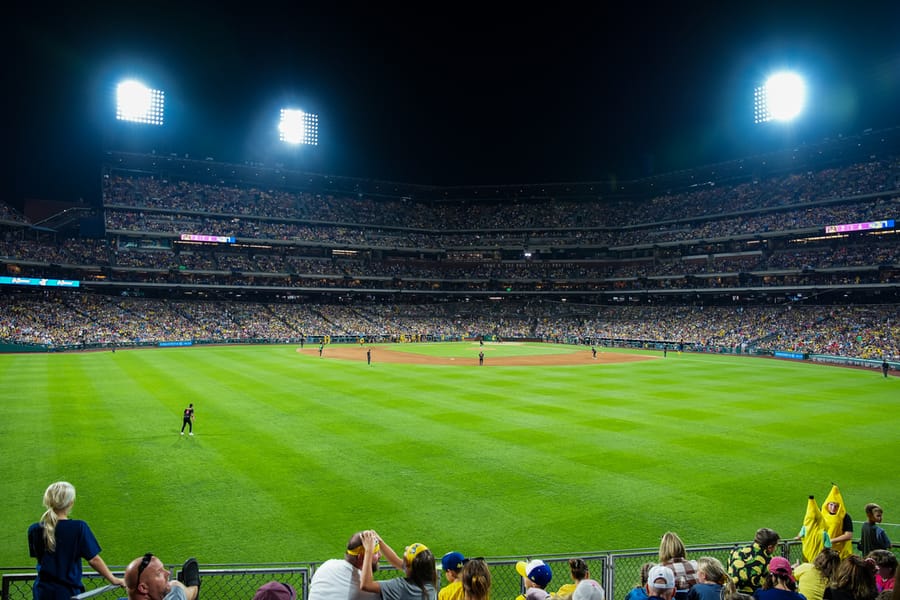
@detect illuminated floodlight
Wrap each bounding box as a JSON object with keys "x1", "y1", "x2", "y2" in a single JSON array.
[
  {"x1": 754, "y1": 71, "x2": 806, "y2": 124},
  {"x1": 279, "y1": 108, "x2": 319, "y2": 145},
  {"x1": 116, "y1": 80, "x2": 165, "y2": 125}
]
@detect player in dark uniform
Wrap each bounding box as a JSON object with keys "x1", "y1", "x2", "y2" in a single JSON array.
[
  {"x1": 181, "y1": 403, "x2": 195, "y2": 436},
  {"x1": 591, "y1": 346, "x2": 597, "y2": 359},
  {"x1": 367, "y1": 348, "x2": 372, "y2": 365},
  {"x1": 883, "y1": 359, "x2": 890, "y2": 378},
  {"x1": 479, "y1": 351, "x2": 484, "y2": 366}
]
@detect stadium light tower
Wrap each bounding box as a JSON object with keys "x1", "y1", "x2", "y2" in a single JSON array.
[
  {"x1": 754, "y1": 71, "x2": 806, "y2": 124},
  {"x1": 116, "y1": 79, "x2": 165, "y2": 125},
  {"x1": 278, "y1": 108, "x2": 318, "y2": 145}
]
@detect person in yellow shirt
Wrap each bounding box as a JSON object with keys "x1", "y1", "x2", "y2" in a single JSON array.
[
  {"x1": 794, "y1": 548, "x2": 839, "y2": 600},
  {"x1": 439, "y1": 552, "x2": 467, "y2": 600}
]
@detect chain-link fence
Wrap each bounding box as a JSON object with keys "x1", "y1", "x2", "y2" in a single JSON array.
[
  {"x1": 3, "y1": 541, "x2": 896, "y2": 600},
  {"x1": 1, "y1": 564, "x2": 310, "y2": 600}
]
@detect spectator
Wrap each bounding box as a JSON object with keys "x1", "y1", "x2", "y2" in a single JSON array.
[
  {"x1": 460, "y1": 559, "x2": 491, "y2": 600},
  {"x1": 572, "y1": 577, "x2": 605, "y2": 600},
  {"x1": 660, "y1": 532, "x2": 699, "y2": 598},
  {"x1": 439, "y1": 552, "x2": 467, "y2": 600},
  {"x1": 124, "y1": 554, "x2": 200, "y2": 600},
  {"x1": 27, "y1": 481, "x2": 124, "y2": 600},
  {"x1": 859, "y1": 504, "x2": 892, "y2": 556},
  {"x1": 798, "y1": 495, "x2": 829, "y2": 564},
  {"x1": 359, "y1": 532, "x2": 436, "y2": 600},
  {"x1": 752, "y1": 557, "x2": 804, "y2": 600},
  {"x1": 689, "y1": 557, "x2": 734, "y2": 600},
  {"x1": 253, "y1": 581, "x2": 297, "y2": 600},
  {"x1": 625, "y1": 563, "x2": 655, "y2": 600},
  {"x1": 555, "y1": 558, "x2": 604, "y2": 600},
  {"x1": 821, "y1": 486, "x2": 854, "y2": 560},
  {"x1": 648, "y1": 565, "x2": 677, "y2": 600},
  {"x1": 728, "y1": 528, "x2": 781, "y2": 594},
  {"x1": 865, "y1": 550, "x2": 896, "y2": 594},
  {"x1": 824, "y1": 556, "x2": 878, "y2": 600},
  {"x1": 516, "y1": 559, "x2": 554, "y2": 600},
  {"x1": 308, "y1": 531, "x2": 385, "y2": 600},
  {"x1": 795, "y1": 549, "x2": 840, "y2": 600}
]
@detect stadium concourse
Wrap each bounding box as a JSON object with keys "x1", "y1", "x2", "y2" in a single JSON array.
[{"x1": 1, "y1": 129, "x2": 900, "y2": 362}]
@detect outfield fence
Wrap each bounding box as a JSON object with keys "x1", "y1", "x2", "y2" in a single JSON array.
[{"x1": 4, "y1": 540, "x2": 897, "y2": 600}]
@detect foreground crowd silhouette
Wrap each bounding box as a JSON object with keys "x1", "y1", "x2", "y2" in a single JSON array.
[{"x1": 26, "y1": 481, "x2": 895, "y2": 600}]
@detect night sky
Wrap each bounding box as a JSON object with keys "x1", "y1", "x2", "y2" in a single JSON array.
[{"x1": 9, "y1": 2, "x2": 900, "y2": 209}]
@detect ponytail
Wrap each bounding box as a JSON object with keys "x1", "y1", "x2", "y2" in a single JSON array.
[{"x1": 40, "y1": 482, "x2": 76, "y2": 553}]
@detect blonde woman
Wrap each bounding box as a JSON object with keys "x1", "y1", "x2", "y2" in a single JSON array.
[
  {"x1": 659, "y1": 532, "x2": 699, "y2": 596},
  {"x1": 27, "y1": 482, "x2": 123, "y2": 600},
  {"x1": 688, "y1": 557, "x2": 735, "y2": 600}
]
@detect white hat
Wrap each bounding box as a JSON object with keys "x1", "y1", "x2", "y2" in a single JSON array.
[
  {"x1": 648, "y1": 566, "x2": 675, "y2": 590},
  {"x1": 573, "y1": 579, "x2": 605, "y2": 600}
]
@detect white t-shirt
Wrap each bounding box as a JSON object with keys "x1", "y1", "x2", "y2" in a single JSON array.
[{"x1": 309, "y1": 559, "x2": 382, "y2": 600}]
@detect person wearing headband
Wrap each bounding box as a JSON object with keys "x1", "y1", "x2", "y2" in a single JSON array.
[
  {"x1": 309, "y1": 530, "x2": 396, "y2": 600},
  {"x1": 359, "y1": 531, "x2": 436, "y2": 600}
]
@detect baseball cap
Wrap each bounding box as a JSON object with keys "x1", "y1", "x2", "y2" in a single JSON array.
[
  {"x1": 442, "y1": 551, "x2": 467, "y2": 572},
  {"x1": 405, "y1": 543, "x2": 429, "y2": 564},
  {"x1": 253, "y1": 581, "x2": 296, "y2": 600},
  {"x1": 573, "y1": 579, "x2": 606, "y2": 600},
  {"x1": 768, "y1": 557, "x2": 795, "y2": 582},
  {"x1": 648, "y1": 565, "x2": 675, "y2": 590},
  {"x1": 516, "y1": 559, "x2": 553, "y2": 587}
]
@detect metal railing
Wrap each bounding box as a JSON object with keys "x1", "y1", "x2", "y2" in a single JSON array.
[{"x1": 4, "y1": 540, "x2": 897, "y2": 600}]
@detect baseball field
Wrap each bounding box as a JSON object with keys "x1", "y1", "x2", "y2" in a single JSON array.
[{"x1": 1, "y1": 341, "x2": 897, "y2": 568}]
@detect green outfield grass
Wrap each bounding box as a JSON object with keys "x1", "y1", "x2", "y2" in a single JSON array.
[{"x1": 1, "y1": 342, "x2": 898, "y2": 569}]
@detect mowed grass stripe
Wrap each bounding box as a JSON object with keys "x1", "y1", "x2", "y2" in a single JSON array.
[{"x1": 1, "y1": 344, "x2": 897, "y2": 567}]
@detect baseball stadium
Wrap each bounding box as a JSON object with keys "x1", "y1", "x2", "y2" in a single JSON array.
[{"x1": 4, "y1": 7, "x2": 900, "y2": 600}]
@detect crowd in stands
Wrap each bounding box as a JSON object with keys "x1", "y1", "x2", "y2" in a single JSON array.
[
  {"x1": 100, "y1": 195, "x2": 898, "y2": 250},
  {"x1": 2, "y1": 152, "x2": 899, "y2": 358},
  {"x1": 101, "y1": 157, "x2": 900, "y2": 230},
  {"x1": 1, "y1": 291, "x2": 897, "y2": 360}
]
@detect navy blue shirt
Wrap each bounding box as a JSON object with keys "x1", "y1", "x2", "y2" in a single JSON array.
[{"x1": 28, "y1": 520, "x2": 102, "y2": 598}]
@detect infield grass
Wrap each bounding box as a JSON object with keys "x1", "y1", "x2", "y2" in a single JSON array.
[{"x1": 1, "y1": 342, "x2": 898, "y2": 568}]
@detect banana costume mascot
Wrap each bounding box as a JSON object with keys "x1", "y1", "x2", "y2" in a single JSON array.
[
  {"x1": 799, "y1": 495, "x2": 829, "y2": 563},
  {"x1": 821, "y1": 484, "x2": 853, "y2": 559}
]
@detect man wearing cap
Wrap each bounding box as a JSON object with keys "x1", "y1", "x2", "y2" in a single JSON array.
[
  {"x1": 727, "y1": 528, "x2": 780, "y2": 594},
  {"x1": 646, "y1": 566, "x2": 676, "y2": 600},
  {"x1": 439, "y1": 551, "x2": 467, "y2": 600},
  {"x1": 309, "y1": 530, "x2": 399, "y2": 600},
  {"x1": 253, "y1": 581, "x2": 298, "y2": 600},
  {"x1": 516, "y1": 559, "x2": 553, "y2": 600}
]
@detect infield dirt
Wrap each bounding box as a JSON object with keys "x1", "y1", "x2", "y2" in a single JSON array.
[{"x1": 298, "y1": 345, "x2": 656, "y2": 366}]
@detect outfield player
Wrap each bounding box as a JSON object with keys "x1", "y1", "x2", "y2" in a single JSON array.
[{"x1": 181, "y1": 403, "x2": 194, "y2": 436}]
